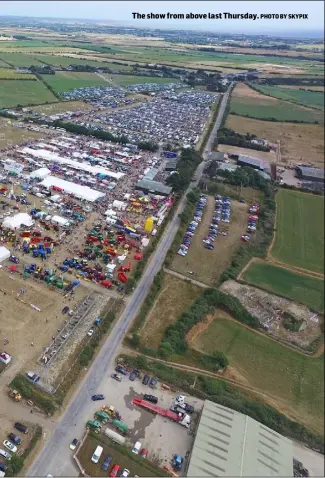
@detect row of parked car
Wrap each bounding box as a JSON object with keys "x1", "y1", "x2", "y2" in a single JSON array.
[
  {"x1": 0, "y1": 423, "x2": 29, "y2": 471},
  {"x1": 178, "y1": 195, "x2": 208, "y2": 257},
  {"x1": 203, "y1": 195, "x2": 231, "y2": 250},
  {"x1": 116, "y1": 366, "x2": 158, "y2": 388},
  {"x1": 241, "y1": 202, "x2": 260, "y2": 242}
]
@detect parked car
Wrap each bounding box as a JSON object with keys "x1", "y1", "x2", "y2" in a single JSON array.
[
  {"x1": 115, "y1": 366, "x2": 127, "y2": 375},
  {"x1": 149, "y1": 377, "x2": 158, "y2": 389},
  {"x1": 3, "y1": 441, "x2": 17, "y2": 453},
  {"x1": 111, "y1": 373, "x2": 122, "y2": 382},
  {"x1": 87, "y1": 328, "x2": 94, "y2": 337},
  {"x1": 0, "y1": 449, "x2": 11, "y2": 461},
  {"x1": 0, "y1": 462, "x2": 8, "y2": 472},
  {"x1": 14, "y1": 423, "x2": 28, "y2": 434},
  {"x1": 8, "y1": 434, "x2": 21, "y2": 446},
  {"x1": 142, "y1": 375, "x2": 150, "y2": 385},
  {"x1": 91, "y1": 394, "x2": 105, "y2": 401},
  {"x1": 62, "y1": 306, "x2": 69, "y2": 314},
  {"x1": 69, "y1": 438, "x2": 78, "y2": 451},
  {"x1": 129, "y1": 369, "x2": 139, "y2": 381},
  {"x1": 121, "y1": 469, "x2": 130, "y2": 477},
  {"x1": 140, "y1": 448, "x2": 148, "y2": 459},
  {"x1": 184, "y1": 404, "x2": 195, "y2": 414},
  {"x1": 109, "y1": 464, "x2": 120, "y2": 477},
  {"x1": 101, "y1": 456, "x2": 112, "y2": 471},
  {"x1": 143, "y1": 394, "x2": 158, "y2": 404}
]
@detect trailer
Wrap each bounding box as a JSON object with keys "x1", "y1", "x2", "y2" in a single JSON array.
[
  {"x1": 104, "y1": 428, "x2": 126, "y2": 445},
  {"x1": 132, "y1": 398, "x2": 191, "y2": 428}
]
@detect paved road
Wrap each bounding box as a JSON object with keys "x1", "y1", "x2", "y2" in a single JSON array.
[{"x1": 27, "y1": 86, "x2": 233, "y2": 477}]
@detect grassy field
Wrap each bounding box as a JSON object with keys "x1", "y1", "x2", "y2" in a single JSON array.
[
  {"x1": 230, "y1": 96, "x2": 324, "y2": 123},
  {"x1": 0, "y1": 68, "x2": 35, "y2": 79},
  {"x1": 194, "y1": 315, "x2": 324, "y2": 434},
  {"x1": 242, "y1": 262, "x2": 324, "y2": 312},
  {"x1": 33, "y1": 54, "x2": 120, "y2": 68},
  {"x1": 250, "y1": 84, "x2": 324, "y2": 110},
  {"x1": 0, "y1": 79, "x2": 57, "y2": 107},
  {"x1": 140, "y1": 275, "x2": 202, "y2": 349},
  {"x1": 33, "y1": 100, "x2": 92, "y2": 114},
  {"x1": 0, "y1": 119, "x2": 46, "y2": 146},
  {"x1": 271, "y1": 190, "x2": 324, "y2": 274},
  {"x1": 226, "y1": 115, "x2": 324, "y2": 168},
  {"x1": 109, "y1": 74, "x2": 179, "y2": 86},
  {"x1": 40, "y1": 71, "x2": 109, "y2": 93},
  {"x1": 0, "y1": 52, "x2": 45, "y2": 67}
]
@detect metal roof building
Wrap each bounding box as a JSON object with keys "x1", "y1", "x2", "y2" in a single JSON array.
[
  {"x1": 210, "y1": 152, "x2": 225, "y2": 161},
  {"x1": 143, "y1": 168, "x2": 159, "y2": 181},
  {"x1": 296, "y1": 166, "x2": 324, "y2": 182},
  {"x1": 186, "y1": 400, "x2": 293, "y2": 477},
  {"x1": 135, "y1": 179, "x2": 172, "y2": 196}
]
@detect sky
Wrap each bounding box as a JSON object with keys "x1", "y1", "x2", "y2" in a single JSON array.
[{"x1": 0, "y1": 1, "x2": 324, "y2": 36}]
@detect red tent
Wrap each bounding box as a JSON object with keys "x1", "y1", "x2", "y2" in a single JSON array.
[
  {"x1": 134, "y1": 253, "x2": 143, "y2": 260},
  {"x1": 8, "y1": 265, "x2": 18, "y2": 272}
]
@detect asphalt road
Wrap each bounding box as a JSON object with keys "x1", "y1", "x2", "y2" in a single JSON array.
[{"x1": 26, "y1": 86, "x2": 233, "y2": 477}]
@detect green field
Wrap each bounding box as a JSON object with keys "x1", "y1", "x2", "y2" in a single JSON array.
[
  {"x1": 0, "y1": 68, "x2": 35, "y2": 79},
  {"x1": 0, "y1": 79, "x2": 57, "y2": 107},
  {"x1": 250, "y1": 84, "x2": 324, "y2": 110},
  {"x1": 230, "y1": 96, "x2": 324, "y2": 123},
  {"x1": 0, "y1": 53, "x2": 45, "y2": 67},
  {"x1": 33, "y1": 54, "x2": 120, "y2": 68},
  {"x1": 272, "y1": 190, "x2": 324, "y2": 273},
  {"x1": 110, "y1": 74, "x2": 180, "y2": 86},
  {"x1": 40, "y1": 71, "x2": 109, "y2": 93},
  {"x1": 195, "y1": 316, "x2": 324, "y2": 434},
  {"x1": 242, "y1": 262, "x2": 324, "y2": 312}
]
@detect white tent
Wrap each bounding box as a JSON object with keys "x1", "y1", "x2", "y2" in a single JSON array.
[
  {"x1": 40, "y1": 176, "x2": 105, "y2": 202},
  {"x1": 30, "y1": 167, "x2": 51, "y2": 180},
  {"x1": 3, "y1": 213, "x2": 34, "y2": 230},
  {"x1": 0, "y1": 246, "x2": 10, "y2": 263},
  {"x1": 51, "y1": 215, "x2": 70, "y2": 227},
  {"x1": 112, "y1": 200, "x2": 127, "y2": 211}
]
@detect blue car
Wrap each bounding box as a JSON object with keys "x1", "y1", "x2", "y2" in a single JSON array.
[
  {"x1": 91, "y1": 394, "x2": 105, "y2": 401},
  {"x1": 102, "y1": 456, "x2": 112, "y2": 471}
]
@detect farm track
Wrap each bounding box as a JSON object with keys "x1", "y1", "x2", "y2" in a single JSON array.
[{"x1": 164, "y1": 268, "x2": 210, "y2": 289}]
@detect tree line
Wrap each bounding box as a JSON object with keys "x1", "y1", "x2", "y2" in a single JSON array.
[{"x1": 216, "y1": 127, "x2": 271, "y2": 152}]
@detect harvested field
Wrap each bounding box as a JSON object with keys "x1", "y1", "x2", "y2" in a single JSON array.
[
  {"x1": 217, "y1": 144, "x2": 277, "y2": 162},
  {"x1": 226, "y1": 115, "x2": 324, "y2": 167},
  {"x1": 242, "y1": 261, "x2": 324, "y2": 312},
  {"x1": 0, "y1": 68, "x2": 35, "y2": 79},
  {"x1": 171, "y1": 196, "x2": 249, "y2": 286},
  {"x1": 193, "y1": 314, "x2": 324, "y2": 435},
  {"x1": 279, "y1": 85, "x2": 324, "y2": 92},
  {"x1": 232, "y1": 82, "x2": 278, "y2": 100},
  {"x1": 140, "y1": 275, "x2": 201, "y2": 349},
  {"x1": 220, "y1": 279, "x2": 323, "y2": 349},
  {"x1": 0, "y1": 119, "x2": 48, "y2": 147},
  {"x1": 271, "y1": 190, "x2": 324, "y2": 274},
  {"x1": 0, "y1": 266, "x2": 88, "y2": 387},
  {"x1": 0, "y1": 79, "x2": 57, "y2": 107},
  {"x1": 109, "y1": 74, "x2": 180, "y2": 86},
  {"x1": 40, "y1": 71, "x2": 109, "y2": 93},
  {"x1": 33, "y1": 100, "x2": 92, "y2": 115}
]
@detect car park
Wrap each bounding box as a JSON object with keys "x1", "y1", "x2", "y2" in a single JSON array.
[
  {"x1": 149, "y1": 377, "x2": 158, "y2": 389},
  {"x1": 0, "y1": 449, "x2": 11, "y2": 461},
  {"x1": 129, "y1": 369, "x2": 139, "y2": 381},
  {"x1": 7, "y1": 434, "x2": 21, "y2": 446}
]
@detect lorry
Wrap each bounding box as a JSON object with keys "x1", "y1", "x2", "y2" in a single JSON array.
[
  {"x1": 86, "y1": 420, "x2": 102, "y2": 433},
  {"x1": 94, "y1": 411, "x2": 110, "y2": 423},
  {"x1": 112, "y1": 419, "x2": 128, "y2": 434},
  {"x1": 104, "y1": 428, "x2": 126, "y2": 446}
]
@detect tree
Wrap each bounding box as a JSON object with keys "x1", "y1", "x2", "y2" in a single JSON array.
[{"x1": 131, "y1": 333, "x2": 140, "y2": 348}]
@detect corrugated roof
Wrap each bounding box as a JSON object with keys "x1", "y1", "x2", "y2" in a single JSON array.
[
  {"x1": 143, "y1": 168, "x2": 159, "y2": 181},
  {"x1": 211, "y1": 152, "x2": 225, "y2": 161},
  {"x1": 136, "y1": 179, "x2": 172, "y2": 196},
  {"x1": 187, "y1": 401, "x2": 293, "y2": 477},
  {"x1": 296, "y1": 166, "x2": 324, "y2": 180}
]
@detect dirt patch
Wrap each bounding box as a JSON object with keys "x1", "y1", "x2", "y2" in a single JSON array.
[
  {"x1": 226, "y1": 115, "x2": 324, "y2": 167},
  {"x1": 171, "y1": 196, "x2": 249, "y2": 286},
  {"x1": 140, "y1": 275, "x2": 201, "y2": 349},
  {"x1": 186, "y1": 313, "x2": 215, "y2": 345},
  {"x1": 232, "y1": 83, "x2": 278, "y2": 101},
  {"x1": 218, "y1": 144, "x2": 277, "y2": 163},
  {"x1": 220, "y1": 279, "x2": 323, "y2": 350}
]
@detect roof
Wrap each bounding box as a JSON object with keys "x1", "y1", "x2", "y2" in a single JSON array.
[
  {"x1": 210, "y1": 152, "x2": 225, "y2": 161},
  {"x1": 218, "y1": 163, "x2": 238, "y2": 172},
  {"x1": 136, "y1": 179, "x2": 172, "y2": 196},
  {"x1": 143, "y1": 168, "x2": 159, "y2": 181},
  {"x1": 296, "y1": 166, "x2": 325, "y2": 180},
  {"x1": 237, "y1": 154, "x2": 263, "y2": 169},
  {"x1": 40, "y1": 176, "x2": 105, "y2": 202},
  {"x1": 3, "y1": 213, "x2": 34, "y2": 230},
  {"x1": 187, "y1": 400, "x2": 293, "y2": 477}
]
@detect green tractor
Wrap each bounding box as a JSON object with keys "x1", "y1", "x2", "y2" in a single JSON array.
[
  {"x1": 94, "y1": 411, "x2": 110, "y2": 424},
  {"x1": 86, "y1": 420, "x2": 102, "y2": 433}
]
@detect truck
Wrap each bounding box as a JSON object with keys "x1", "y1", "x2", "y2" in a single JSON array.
[
  {"x1": 8, "y1": 390, "x2": 21, "y2": 402},
  {"x1": 112, "y1": 419, "x2": 128, "y2": 434},
  {"x1": 86, "y1": 420, "x2": 102, "y2": 433},
  {"x1": 132, "y1": 398, "x2": 191, "y2": 428},
  {"x1": 94, "y1": 411, "x2": 110, "y2": 423},
  {"x1": 104, "y1": 428, "x2": 126, "y2": 446}
]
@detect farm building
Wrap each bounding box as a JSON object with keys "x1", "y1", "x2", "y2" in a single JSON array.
[
  {"x1": 210, "y1": 152, "x2": 225, "y2": 162},
  {"x1": 295, "y1": 166, "x2": 325, "y2": 183},
  {"x1": 165, "y1": 159, "x2": 178, "y2": 171},
  {"x1": 237, "y1": 155, "x2": 271, "y2": 176},
  {"x1": 218, "y1": 163, "x2": 238, "y2": 173},
  {"x1": 186, "y1": 400, "x2": 294, "y2": 477},
  {"x1": 135, "y1": 179, "x2": 172, "y2": 196}
]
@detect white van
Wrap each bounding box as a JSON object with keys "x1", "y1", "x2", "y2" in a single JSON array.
[
  {"x1": 91, "y1": 445, "x2": 103, "y2": 463},
  {"x1": 131, "y1": 441, "x2": 141, "y2": 454}
]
